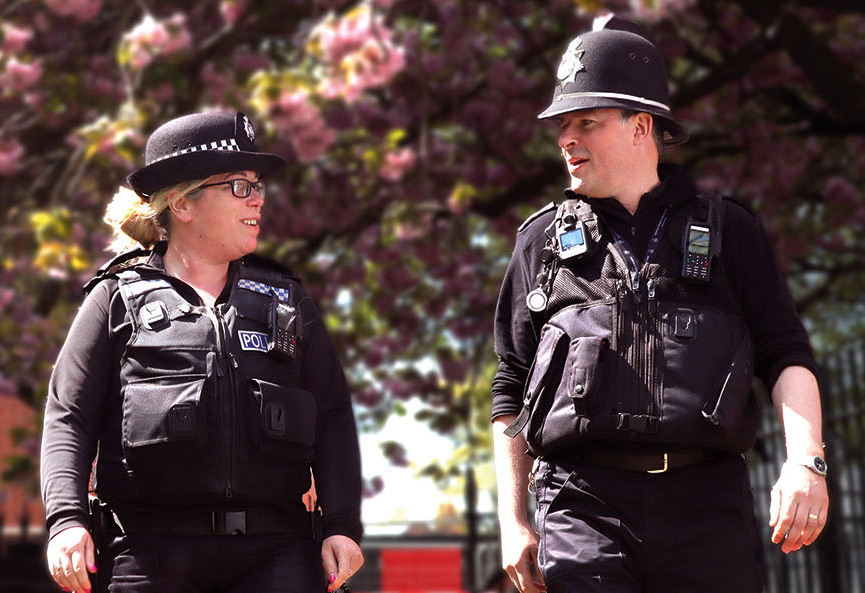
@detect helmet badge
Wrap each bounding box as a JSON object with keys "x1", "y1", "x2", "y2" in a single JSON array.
[
  {"x1": 242, "y1": 114, "x2": 256, "y2": 142},
  {"x1": 556, "y1": 37, "x2": 585, "y2": 85}
]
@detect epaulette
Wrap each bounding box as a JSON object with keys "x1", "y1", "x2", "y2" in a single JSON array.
[
  {"x1": 518, "y1": 202, "x2": 556, "y2": 233},
  {"x1": 242, "y1": 253, "x2": 301, "y2": 283},
  {"x1": 83, "y1": 248, "x2": 152, "y2": 294},
  {"x1": 722, "y1": 195, "x2": 756, "y2": 216}
]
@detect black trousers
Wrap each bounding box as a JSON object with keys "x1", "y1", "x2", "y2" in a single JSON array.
[
  {"x1": 535, "y1": 453, "x2": 764, "y2": 593},
  {"x1": 95, "y1": 533, "x2": 326, "y2": 593}
]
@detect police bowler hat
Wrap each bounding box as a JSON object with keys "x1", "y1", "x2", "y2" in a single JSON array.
[
  {"x1": 127, "y1": 111, "x2": 286, "y2": 200},
  {"x1": 538, "y1": 17, "x2": 688, "y2": 146}
]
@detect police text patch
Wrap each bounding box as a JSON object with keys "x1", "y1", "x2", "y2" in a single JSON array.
[{"x1": 238, "y1": 330, "x2": 270, "y2": 353}]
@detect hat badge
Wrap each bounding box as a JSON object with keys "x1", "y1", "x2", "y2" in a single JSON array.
[
  {"x1": 556, "y1": 37, "x2": 585, "y2": 85},
  {"x1": 242, "y1": 114, "x2": 255, "y2": 142}
]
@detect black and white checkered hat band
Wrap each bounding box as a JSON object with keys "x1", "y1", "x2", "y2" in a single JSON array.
[{"x1": 151, "y1": 138, "x2": 240, "y2": 163}]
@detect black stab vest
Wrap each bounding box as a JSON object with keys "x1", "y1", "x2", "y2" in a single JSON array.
[
  {"x1": 508, "y1": 194, "x2": 759, "y2": 457},
  {"x1": 108, "y1": 259, "x2": 315, "y2": 507}
]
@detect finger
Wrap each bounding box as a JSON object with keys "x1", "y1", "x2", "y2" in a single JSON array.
[
  {"x1": 771, "y1": 494, "x2": 796, "y2": 545},
  {"x1": 513, "y1": 557, "x2": 541, "y2": 593},
  {"x1": 331, "y1": 546, "x2": 352, "y2": 589},
  {"x1": 768, "y1": 484, "x2": 780, "y2": 528},
  {"x1": 68, "y1": 548, "x2": 92, "y2": 593},
  {"x1": 57, "y1": 553, "x2": 76, "y2": 591},
  {"x1": 321, "y1": 544, "x2": 338, "y2": 590},
  {"x1": 801, "y1": 509, "x2": 826, "y2": 546},
  {"x1": 50, "y1": 564, "x2": 68, "y2": 591},
  {"x1": 781, "y1": 506, "x2": 809, "y2": 554},
  {"x1": 84, "y1": 533, "x2": 97, "y2": 574}
]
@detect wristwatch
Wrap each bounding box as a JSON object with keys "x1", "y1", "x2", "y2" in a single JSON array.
[{"x1": 789, "y1": 455, "x2": 828, "y2": 477}]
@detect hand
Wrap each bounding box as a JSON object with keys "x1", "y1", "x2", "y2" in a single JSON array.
[
  {"x1": 46, "y1": 526, "x2": 96, "y2": 593},
  {"x1": 769, "y1": 461, "x2": 829, "y2": 553},
  {"x1": 500, "y1": 523, "x2": 546, "y2": 593},
  {"x1": 321, "y1": 534, "x2": 364, "y2": 591}
]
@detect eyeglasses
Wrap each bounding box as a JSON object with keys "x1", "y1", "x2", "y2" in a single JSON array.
[{"x1": 198, "y1": 178, "x2": 266, "y2": 199}]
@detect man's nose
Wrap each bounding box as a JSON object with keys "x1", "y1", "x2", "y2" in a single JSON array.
[{"x1": 558, "y1": 129, "x2": 578, "y2": 150}]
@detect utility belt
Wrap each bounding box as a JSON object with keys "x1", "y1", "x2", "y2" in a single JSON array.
[
  {"x1": 566, "y1": 445, "x2": 736, "y2": 474},
  {"x1": 92, "y1": 500, "x2": 312, "y2": 537}
]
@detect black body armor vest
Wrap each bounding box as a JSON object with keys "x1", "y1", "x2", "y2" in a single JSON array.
[
  {"x1": 507, "y1": 194, "x2": 759, "y2": 457},
  {"x1": 99, "y1": 256, "x2": 315, "y2": 507}
]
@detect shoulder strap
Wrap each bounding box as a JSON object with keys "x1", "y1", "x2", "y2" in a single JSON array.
[
  {"x1": 518, "y1": 202, "x2": 556, "y2": 233},
  {"x1": 557, "y1": 198, "x2": 603, "y2": 244},
  {"x1": 83, "y1": 248, "x2": 152, "y2": 294},
  {"x1": 699, "y1": 192, "x2": 724, "y2": 257}
]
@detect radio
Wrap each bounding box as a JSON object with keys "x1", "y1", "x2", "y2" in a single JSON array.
[{"x1": 681, "y1": 222, "x2": 712, "y2": 283}]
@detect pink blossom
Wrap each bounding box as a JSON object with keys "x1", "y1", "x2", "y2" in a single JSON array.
[
  {"x1": 150, "y1": 82, "x2": 175, "y2": 102},
  {"x1": 44, "y1": 0, "x2": 102, "y2": 23},
  {"x1": 1, "y1": 23, "x2": 32, "y2": 53},
  {"x1": 0, "y1": 57, "x2": 42, "y2": 91},
  {"x1": 628, "y1": 0, "x2": 694, "y2": 22},
  {"x1": 379, "y1": 147, "x2": 416, "y2": 181},
  {"x1": 0, "y1": 373, "x2": 16, "y2": 396},
  {"x1": 122, "y1": 13, "x2": 192, "y2": 71},
  {"x1": 0, "y1": 288, "x2": 14, "y2": 312},
  {"x1": 232, "y1": 47, "x2": 270, "y2": 72},
  {"x1": 822, "y1": 176, "x2": 862, "y2": 205},
  {"x1": 220, "y1": 0, "x2": 246, "y2": 26},
  {"x1": 0, "y1": 138, "x2": 24, "y2": 176},
  {"x1": 272, "y1": 90, "x2": 337, "y2": 162},
  {"x1": 308, "y1": 4, "x2": 406, "y2": 103},
  {"x1": 200, "y1": 61, "x2": 232, "y2": 102}
]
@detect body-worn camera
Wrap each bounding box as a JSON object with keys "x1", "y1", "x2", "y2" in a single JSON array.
[{"x1": 556, "y1": 218, "x2": 590, "y2": 260}]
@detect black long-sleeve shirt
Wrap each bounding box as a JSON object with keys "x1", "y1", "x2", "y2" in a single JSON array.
[
  {"x1": 492, "y1": 165, "x2": 818, "y2": 421},
  {"x1": 41, "y1": 246, "x2": 363, "y2": 542}
]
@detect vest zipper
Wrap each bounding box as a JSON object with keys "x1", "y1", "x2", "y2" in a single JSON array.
[
  {"x1": 646, "y1": 277, "x2": 658, "y2": 419},
  {"x1": 208, "y1": 306, "x2": 235, "y2": 500},
  {"x1": 632, "y1": 274, "x2": 643, "y2": 416}
]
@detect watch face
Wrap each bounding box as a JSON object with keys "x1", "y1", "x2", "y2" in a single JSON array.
[{"x1": 814, "y1": 456, "x2": 827, "y2": 474}]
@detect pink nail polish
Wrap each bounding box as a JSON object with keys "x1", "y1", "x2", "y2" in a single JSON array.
[{"x1": 328, "y1": 573, "x2": 336, "y2": 583}]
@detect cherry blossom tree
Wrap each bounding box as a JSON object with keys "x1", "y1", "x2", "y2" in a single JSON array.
[{"x1": 0, "y1": 0, "x2": 862, "y2": 493}]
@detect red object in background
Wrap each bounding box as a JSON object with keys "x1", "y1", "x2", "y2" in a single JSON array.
[
  {"x1": 0, "y1": 395, "x2": 44, "y2": 540},
  {"x1": 380, "y1": 547, "x2": 466, "y2": 593}
]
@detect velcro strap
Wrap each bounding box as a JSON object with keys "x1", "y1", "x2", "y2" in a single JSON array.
[{"x1": 504, "y1": 406, "x2": 531, "y2": 438}]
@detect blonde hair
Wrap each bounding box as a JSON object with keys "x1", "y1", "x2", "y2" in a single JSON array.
[{"x1": 103, "y1": 179, "x2": 209, "y2": 253}]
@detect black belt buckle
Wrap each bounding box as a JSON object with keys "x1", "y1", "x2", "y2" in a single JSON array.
[{"x1": 213, "y1": 511, "x2": 247, "y2": 535}]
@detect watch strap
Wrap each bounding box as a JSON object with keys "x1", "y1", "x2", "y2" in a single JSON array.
[{"x1": 788, "y1": 455, "x2": 827, "y2": 476}]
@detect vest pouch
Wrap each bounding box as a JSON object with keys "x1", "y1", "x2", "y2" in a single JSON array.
[
  {"x1": 701, "y1": 330, "x2": 759, "y2": 449},
  {"x1": 121, "y1": 373, "x2": 208, "y2": 492},
  {"x1": 249, "y1": 378, "x2": 316, "y2": 461},
  {"x1": 527, "y1": 331, "x2": 606, "y2": 455}
]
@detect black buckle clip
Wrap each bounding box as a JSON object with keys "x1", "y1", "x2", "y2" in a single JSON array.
[{"x1": 213, "y1": 511, "x2": 247, "y2": 535}]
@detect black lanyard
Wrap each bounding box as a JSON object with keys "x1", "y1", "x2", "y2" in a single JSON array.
[{"x1": 608, "y1": 206, "x2": 671, "y2": 289}]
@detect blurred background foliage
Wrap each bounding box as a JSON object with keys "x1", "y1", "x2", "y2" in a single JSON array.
[{"x1": 0, "y1": 0, "x2": 863, "y2": 505}]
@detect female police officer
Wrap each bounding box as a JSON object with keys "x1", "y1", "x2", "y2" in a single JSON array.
[{"x1": 41, "y1": 111, "x2": 363, "y2": 593}]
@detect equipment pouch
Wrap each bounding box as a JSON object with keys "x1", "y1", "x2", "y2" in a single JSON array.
[
  {"x1": 249, "y1": 378, "x2": 317, "y2": 461},
  {"x1": 701, "y1": 329, "x2": 757, "y2": 435},
  {"x1": 514, "y1": 318, "x2": 608, "y2": 456},
  {"x1": 527, "y1": 335, "x2": 606, "y2": 454}
]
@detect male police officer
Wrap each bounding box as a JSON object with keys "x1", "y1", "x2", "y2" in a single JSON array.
[{"x1": 491, "y1": 16, "x2": 829, "y2": 593}]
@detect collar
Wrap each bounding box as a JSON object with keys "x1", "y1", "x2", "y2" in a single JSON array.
[{"x1": 564, "y1": 164, "x2": 698, "y2": 223}]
